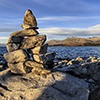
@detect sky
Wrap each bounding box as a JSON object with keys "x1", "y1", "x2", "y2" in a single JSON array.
[{"x1": 0, "y1": 0, "x2": 100, "y2": 43}]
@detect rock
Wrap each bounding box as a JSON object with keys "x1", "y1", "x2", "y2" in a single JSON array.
[
  {"x1": 25, "y1": 60, "x2": 48, "y2": 69},
  {"x1": 6, "y1": 43, "x2": 20, "y2": 52},
  {"x1": 85, "y1": 57, "x2": 97, "y2": 63},
  {"x1": 0, "y1": 70, "x2": 89, "y2": 100},
  {"x1": 68, "y1": 65, "x2": 88, "y2": 76},
  {"x1": 56, "y1": 63, "x2": 64, "y2": 68},
  {"x1": 10, "y1": 29, "x2": 39, "y2": 37},
  {"x1": 20, "y1": 24, "x2": 39, "y2": 30},
  {"x1": 6, "y1": 36, "x2": 23, "y2": 44},
  {"x1": 56, "y1": 60, "x2": 68, "y2": 68},
  {"x1": 91, "y1": 67, "x2": 100, "y2": 81},
  {"x1": 20, "y1": 35, "x2": 46, "y2": 49},
  {"x1": 0, "y1": 65, "x2": 5, "y2": 71},
  {"x1": 67, "y1": 61, "x2": 100, "y2": 81},
  {"x1": 76, "y1": 57, "x2": 83, "y2": 62},
  {"x1": 85, "y1": 58, "x2": 91, "y2": 62},
  {"x1": 89, "y1": 87, "x2": 100, "y2": 100},
  {"x1": 3, "y1": 49, "x2": 29, "y2": 64},
  {"x1": 55, "y1": 67, "x2": 71, "y2": 72},
  {"x1": 33, "y1": 52, "x2": 56, "y2": 64},
  {"x1": 58, "y1": 60, "x2": 68, "y2": 64},
  {"x1": 0, "y1": 60, "x2": 7, "y2": 65},
  {"x1": 8, "y1": 62, "x2": 26, "y2": 74},
  {"x1": 67, "y1": 59, "x2": 80, "y2": 65},
  {"x1": 91, "y1": 58, "x2": 98, "y2": 63},
  {"x1": 23, "y1": 9, "x2": 37, "y2": 27},
  {"x1": 27, "y1": 44, "x2": 48, "y2": 54},
  {"x1": 97, "y1": 58, "x2": 100, "y2": 62},
  {"x1": 32, "y1": 67, "x2": 51, "y2": 75}
]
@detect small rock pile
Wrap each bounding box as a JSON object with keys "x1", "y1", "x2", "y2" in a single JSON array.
[{"x1": 3, "y1": 9, "x2": 56, "y2": 75}]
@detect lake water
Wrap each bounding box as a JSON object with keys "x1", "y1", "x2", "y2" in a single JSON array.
[
  {"x1": 1, "y1": 46, "x2": 100, "y2": 60},
  {"x1": 47, "y1": 46, "x2": 100, "y2": 60}
]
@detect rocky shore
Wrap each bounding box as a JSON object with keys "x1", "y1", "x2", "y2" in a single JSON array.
[
  {"x1": 0, "y1": 10, "x2": 100, "y2": 100},
  {"x1": 0, "y1": 54, "x2": 100, "y2": 99}
]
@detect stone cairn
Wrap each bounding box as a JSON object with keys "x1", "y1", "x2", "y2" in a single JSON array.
[{"x1": 3, "y1": 9, "x2": 56, "y2": 75}]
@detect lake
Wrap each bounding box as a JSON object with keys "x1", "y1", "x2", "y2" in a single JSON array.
[
  {"x1": 1, "y1": 46, "x2": 100, "y2": 60},
  {"x1": 47, "y1": 46, "x2": 100, "y2": 60}
]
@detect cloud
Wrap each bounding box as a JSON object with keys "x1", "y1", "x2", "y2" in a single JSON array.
[
  {"x1": 88, "y1": 24, "x2": 100, "y2": 29},
  {"x1": 38, "y1": 25, "x2": 100, "y2": 40},
  {"x1": 37, "y1": 16, "x2": 100, "y2": 21},
  {"x1": 0, "y1": 27, "x2": 19, "y2": 32},
  {"x1": 0, "y1": 37, "x2": 8, "y2": 39},
  {"x1": 0, "y1": 37, "x2": 8, "y2": 43}
]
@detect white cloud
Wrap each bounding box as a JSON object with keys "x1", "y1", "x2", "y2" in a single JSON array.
[
  {"x1": 0, "y1": 37, "x2": 8, "y2": 39},
  {"x1": 38, "y1": 25, "x2": 100, "y2": 37},
  {"x1": 37, "y1": 16, "x2": 100, "y2": 21},
  {"x1": 88, "y1": 24, "x2": 100, "y2": 29},
  {"x1": 38, "y1": 26, "x2": 100, "y2": 41},
  {"x1": 0, "y1": 37, "x2": 8, "y2": 43}
]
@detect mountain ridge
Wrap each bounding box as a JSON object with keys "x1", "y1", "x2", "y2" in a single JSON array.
[{"x1": 46, "y1": 37, "x2": 100, "y2": 46}]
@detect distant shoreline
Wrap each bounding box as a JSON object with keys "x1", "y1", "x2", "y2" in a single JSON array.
[
  {"x1": 48, "y1": 43, "x2": 100, "y2": 47},
  {"x1": 46, "y1": 37, "x2": 100, "y2": 47}
]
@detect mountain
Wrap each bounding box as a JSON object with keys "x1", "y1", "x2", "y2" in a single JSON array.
[
  {"x1": 0, "y1": 43, "x2": 6, "y2": 47},
  {"x1": 46, "y1": 37, "x2": 100, "y2": 46}
]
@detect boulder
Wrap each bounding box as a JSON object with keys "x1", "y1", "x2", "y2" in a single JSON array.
[
  {"x1": 20, "y1": 35, "x2": 46, "y2": 49},
  {"x1": 32, "y1": 66, "x2": 51, "y2": 75},
  {"x1": 33, "y1": 52, "x2": 56, "y2": 64},
  {"x1": 67, "y1": 61, "x2": 100, "y2": 81},
  {"x1": 27, "y1": 44, "x2": 48, "y2": 54},
  {"x1": 0, "y1": 70, "x2": 89, "y2": 100},
  {"x1": 6, "y1": 36, "x2": 23, "y2": 44},
  {"x1": 8, "y1": 62, "x2": 26, "y2": 74},
  {"x1": 10, "y1": 29, "x2": 39, "y2": 37},
  {"x1": 25, "y1": 60, "x2": 48, "y2": 69},
  {"x1": 23, "y1": 9, "x2": 37, "y2": 27},
  {"x1": 3, "y1": 49, "x2": 29, "y2": 64},
  {"x1": 20, "y1": 24, "x2": 39, "y2": 30},
  {"x1": 6, "y1": 43, "x2": 20, "y2": 52},
  {"x1": 89, "y1": 87, "x2": 100, "y2": 100}
]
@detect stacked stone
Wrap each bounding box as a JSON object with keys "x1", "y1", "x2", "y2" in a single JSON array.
[{"x1": 3, "y1": 9, "x2": 56, "y2": 75}]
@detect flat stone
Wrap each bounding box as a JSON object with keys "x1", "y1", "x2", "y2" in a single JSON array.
[
  {"x1": 32, "y1": 67, "x2": 51, "y2": 75},
  {"x1": 25, "y1": 60, "x2": 48, "y2": 69},
  {"x1": 20, "y1": 35, "x2": 46, "y2": 49},
  {"x1": 20, "y1": 24, "x2": 39, "y2": 30},
  {"x1": 33, "y1": 52, "x2": 56, "y2": 64},
  {"x1": 6, "y1": 36, "x2": 23, "y2": 44},
  {"x1": 6, "y1": 43, "x2": 20, "y2": 52},
  {"x1": 10, "y1": 29, "x2": 39, "y2": 37},
  {"x1": 3, "y1": 49, "x2": 29, "y2": 64},
  {"x1": 27, "y1": 44, "x2": 48, "y2": 54},
  {"x1": 25, "y1": 61, "x2": 48, "y2": 69},
  {"x1": 23, "y1": 9, "x2": 37, "y2": 27},
  {"x1": 0, "y1": 70, "x2": 89, "y2": 100},
  {"x1": 8, "y1": 62, "x2": 26, "y2": 74}
]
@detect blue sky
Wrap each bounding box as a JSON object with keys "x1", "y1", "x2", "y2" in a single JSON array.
[{"x1": 0, "y1": 0, "x2": 100, "y2": 43}]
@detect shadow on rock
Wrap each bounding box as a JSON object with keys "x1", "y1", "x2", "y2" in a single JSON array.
[{"x1": 0, "y1": 68, "x2": 89, "y2": 100}]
